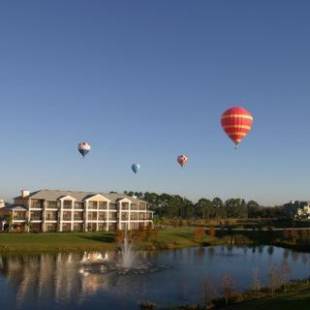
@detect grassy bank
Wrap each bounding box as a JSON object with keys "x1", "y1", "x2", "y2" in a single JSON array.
[
  {"x1": 1, "y1": 226, "x2": 309, "y2": 254},
  {"x1": 213, "y1": 280, "x2": 310, "y2": 310},
  {"x1": 0, "y1": 227, "x2": 209, "y2": 254},
  {"x1": 0, "y1": 232, "x2": 116, "y2": 253},
  {"x1": 157, "y1": 280, "x2": 310, "y2": 310},
  {"x1": 227, "y1": 286, "x2": 310, "y2": 309}
]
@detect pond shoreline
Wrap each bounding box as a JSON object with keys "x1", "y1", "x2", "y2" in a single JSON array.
[
  {"x1": 0, "y1": 227, "x2": 309, "y2": 255},
  {"x1": 161, "y1": 278, "x2": 310, "y2": 309}
]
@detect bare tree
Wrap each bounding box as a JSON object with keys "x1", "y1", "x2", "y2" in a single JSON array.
[
  {"x1": 268, "y1": 264, "x2": 282, "y2": 296},
  {"x1": 203, "y1": 278, "x2": 218, "y2": 306},
  {"x1": 280, "y1": 261, "x2": 291, "y2": 292},
  {"x1": 222, "y1": 273, "x2": 235, "y2": 304},
  {"x1": 252, "y1": 268, "x2": 261, "y2": 292}
]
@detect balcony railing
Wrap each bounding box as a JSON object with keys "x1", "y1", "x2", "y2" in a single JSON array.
[
  {"x1": 13, "y1": 217, "x2": 26, "y2": 221},
  {"x1": 31, "y1": 217, "x2": 42, "y2": 221},
  {"x1": 46, "y1": 217, "x2": 57, "y2": 221}
]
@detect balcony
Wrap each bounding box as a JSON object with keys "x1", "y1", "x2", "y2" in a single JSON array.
[
  {"x1": 46, "y1": 216, "x2": 57, "y2": 221},
  {"x1": 31, "y1": 217, "x2": 42, "y2": 221},
  {"x1": 13, "y1": 217, "x2": 26, "y2": 221},
  {"x1": 31, "y1": 200, "x2": 44, "y2": 209},
  {"x1": 47, "y1": 201, "x2": 58, "y2": 209}
]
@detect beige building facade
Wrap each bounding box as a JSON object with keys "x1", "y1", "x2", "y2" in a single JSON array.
[{"x1": 7, "y1": 190, "x2": 153, "y2": 232}]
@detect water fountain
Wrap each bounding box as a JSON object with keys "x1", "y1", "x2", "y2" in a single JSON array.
[
  {"x1": 79, "y1": 229, "x2": 168, "y2": 276},
  {"x1": 118, "y1": 229, "x2": 136, "y2": 270}
]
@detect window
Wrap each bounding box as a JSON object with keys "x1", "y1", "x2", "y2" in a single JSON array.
[
  {"x1": 99, "y1": 213, "x2": 107, "y2": 220},
  {"x1": 131, "y1": 204, "x2": 138, "y2": 210},
  {"x1": 63, "y1": 212, "x2": 71, "y2": 221},
  {"x1": 30, "y1": 211, "x2": 42, "y2": 220},
  {"x1": 63, "y1": 200, "x2": 72, "y2": 209},
  {"x1": 122, "y1": 203, "x2": 129, "y2": 210},
  {"x1": 74, "y1": 212, "x2": 83, "y2": 221},
  {"x1": 47, "y1": 201, "x2": 57, "y2": 209},
  {"x1": 32, "y1": 200, "x2": 43, "y2": 208},
  {"x1": 109, "y1": 203, "x2": 116, "y2": 210},
  {"x1": 88, "y1": 212, "x2": 97, "y2": 221},
  {"x1": 99, "y1": 201, "x2": 107, "y2": 210},
  {"x1": 88, "y1": 201, "x2": 97, "y2": 209},
  {"x1": 74, "y1": 202, "x2": 83, "y2": 209},
  {"x1": 46, "y1": 211, "x2": 57, "y2": 221},
  {"x1": 13, "y1": 211, "x2": 26, "y2": 220},
  {"x1": 109, "y1": 212, "x2": 117, "y2": 220}
]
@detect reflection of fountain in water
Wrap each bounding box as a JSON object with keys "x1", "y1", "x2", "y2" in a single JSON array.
[{"x1": 81, "y1": 252, "x2": 109, "y2": 264}]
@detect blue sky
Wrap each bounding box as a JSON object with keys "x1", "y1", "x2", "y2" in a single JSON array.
[{"x1": 1, "y1": 0, "x2": 310, "y2": 204}]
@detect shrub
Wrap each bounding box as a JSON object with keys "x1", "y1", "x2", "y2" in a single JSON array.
[
  {"x1": 206, "y1": 226, "x2": 216, "y2": 238},
  {"x1": 222, "y1": 273, "x2": 235, "y2": 304},
  {"x1": 193, "y1": 227, "x2": 205, "y2": 242}
]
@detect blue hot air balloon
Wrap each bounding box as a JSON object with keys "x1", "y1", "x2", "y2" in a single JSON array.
[
  {"x1": 131, "y1": 163, "x2": 140, "y2": 174},
  {"x1": 78, "y1": 142, "x2": 91, "y2": 157}
]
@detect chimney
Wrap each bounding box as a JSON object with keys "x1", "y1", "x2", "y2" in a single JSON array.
[{"x1": 21, "y1": 190, "x2": 30, "y2": 198}]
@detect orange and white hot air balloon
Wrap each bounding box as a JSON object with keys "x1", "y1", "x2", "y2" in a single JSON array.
[
  {"x1": 177, "y1": 154, "x2": 188, "y2": 167},
  {"x1": 221, "y1": 107, "x2": 254, "y2": 147}
]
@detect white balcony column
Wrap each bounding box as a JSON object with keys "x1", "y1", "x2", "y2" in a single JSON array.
[
  {"x1": 106, "y1": 202, "x2": 110, "y2": 231},
  {"x1": 128, "y1": 203, "x2": 132, "y2": 231},
  {"x1": 42, "y1": 200, "x2": 48, "y2": 232},
  {"x1": 84, "y1": 201, "x2": 89, "y2": 232},
  {"x1": 59, "y1": 200, "x2": 64, "y2": 232},
  {"x1": 71, "y1": 201, "x2": 74, "y2": 231},
  {"x1": 118, "y1": 202, "x2": 122, "y2": 230},
  {"x1": 27, "y1": 200, "x2": 31, "y2": 232},
  {"x1": 96, "y1": 202, "x2": 99, "y2": 231}
]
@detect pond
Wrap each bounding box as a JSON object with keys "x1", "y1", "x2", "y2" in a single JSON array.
[{"x1": 1, "y1": 246, "x2": 310, "y2": 309}]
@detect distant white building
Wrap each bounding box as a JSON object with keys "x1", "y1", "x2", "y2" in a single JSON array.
[
  {"x1": 0, "y1": 199, "x2": 5, "y2": 209},
  {"x1": 295, "y1": 203, "x2": 310, "y2": 220}
]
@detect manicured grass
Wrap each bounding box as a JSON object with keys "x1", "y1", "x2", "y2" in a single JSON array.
[
  {"x1": 0, "y1": 227, "x2": 208, "y2": 253},
  {"x1": 0, "y1": 232, "x2": 116, "y2": 253},
  {"x1": 137, "y1": 227, "x2": 209, "y2": 250},
  {"x1": 226, "y1": 286, "x2": 310, "y2": 309},
  {"x1": 0, "y1": 226, "x2": 309, "y2": 254}
]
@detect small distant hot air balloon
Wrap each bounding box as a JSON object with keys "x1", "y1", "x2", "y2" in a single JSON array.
[
  {"x1": 221, "y1": 107, "x2": 254, "y2": 147},
  {"x1": 131, "y1": 163, "x2": 140, "y2": 174},
  {"x1": 177, "y1": 155, "x2": 188, "y2": 167},
  {"x1": 78, "y1": 142, "x2": 91, "y2": 158}
]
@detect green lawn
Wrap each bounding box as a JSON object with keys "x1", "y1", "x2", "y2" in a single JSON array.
[
  {"x1": 147, "y1": 226, "x2": 203, "y2": 249},
  {"x1": 0, "y1": 227, "x2": 207, "y2": 253},
  {"x1": 227, "y1": 288, "x2": 310, "y2": 309},
  {"x1": 0, "y1": 232, "x2": 116, "y2": 253}
]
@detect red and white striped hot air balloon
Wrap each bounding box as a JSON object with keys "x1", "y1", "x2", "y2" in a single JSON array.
[
  {"x1": 221, "y1": 107, "x2": 254, "y2": 147},
  {"x1": 177, "y1": 154, "x2": 188, "y2": 167}
]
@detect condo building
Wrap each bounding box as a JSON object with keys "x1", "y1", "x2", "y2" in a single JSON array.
[{"x1": 3, "y1": 190, "x2": 153, "y2": 232}]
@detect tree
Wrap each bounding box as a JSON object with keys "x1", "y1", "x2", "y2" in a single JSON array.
[
  {"x1": 213, "y1": 197, "x2": 226, "y2": 220},
  {"x1": 7, "y1": 214, "x2": 13, "y2": 232},
  {"x1": 247, "y1": 200, "x2": 260, "y2": 218},
  {"x1": 193, "y1": 227, "x2": 205, "y2": 242},
  {"x1": 195, "y1": 199, "x2": 214, "y2": 220},
  {"x1": 225, "y1": 199, "x2": 247, "y2": 218}
]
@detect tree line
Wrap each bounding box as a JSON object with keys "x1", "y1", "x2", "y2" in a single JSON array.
[{"x1": 124, "y1": 191, "x2": 304, "y2": 219}]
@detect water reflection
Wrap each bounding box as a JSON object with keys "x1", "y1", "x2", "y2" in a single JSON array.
[
  {"x1": 0, "y1": 253, "x2": 97, "y2": 306},
  {"x1": 0, "y1": 246, "x2": 310, "y2": 309}
]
